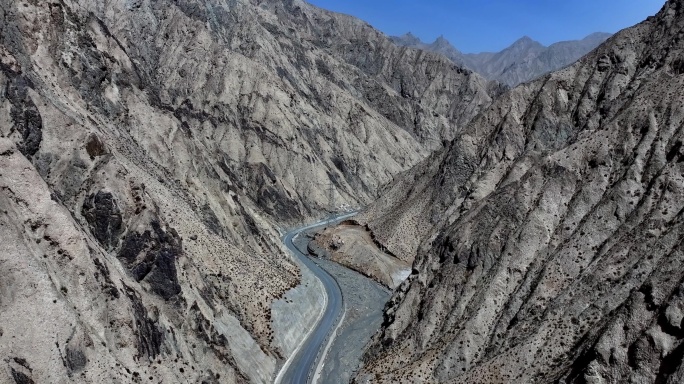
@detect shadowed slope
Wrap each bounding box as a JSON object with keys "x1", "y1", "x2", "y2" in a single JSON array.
[{"x1": 358, "y1": 1, "x2": 684, "y2": 382}]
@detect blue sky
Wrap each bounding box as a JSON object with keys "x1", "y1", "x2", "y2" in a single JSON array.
[{"x1": 306, "y1": 0, "x2": 666, "y2": 53}]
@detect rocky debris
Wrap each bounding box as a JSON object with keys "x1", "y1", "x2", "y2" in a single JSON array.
[
  {"x1": 187, "y1": 302, "x2": 251, "y2": 383},
  {"x1": 328, "y1": 235, "x2": 344, "y2": 250},
  {"x1": 306, "y1": 239, "x2": 328, "y2": 258},
  {"x1": 393, "y1": 32, "x2": 612, "y2": 87},
  {"x1": 311, "y1": 221, "x2": 410, "y2": 289},
  {"x1": 0, "y1": 134, "x2": 277, "y2": 382},
  {"x1": 237, "y1": 162, "x2": 302, "y2": 221},
  {"x1": 92, "y1": 257, "x2": 120, "y2": 299},
  {"x1": 357, "y1": 0, "x2": 684, "y2": 382}
]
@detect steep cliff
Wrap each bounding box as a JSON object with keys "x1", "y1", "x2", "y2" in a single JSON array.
[
  {"x1": 358, "y1": 0, "x2": 684, "y2": 382},
  {"x1": 0, "y1": 0, "x2": 495, "y2": 382}
]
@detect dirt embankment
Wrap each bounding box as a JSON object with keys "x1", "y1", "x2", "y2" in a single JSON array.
[{"x1": 310, "y1": 221, "x2": 411, "y2": 289}]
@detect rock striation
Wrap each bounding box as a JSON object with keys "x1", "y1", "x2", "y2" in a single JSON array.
[
  {"x1": 0, "y1": 0, "x2": 498, "y2": 382},
  {"x1": 358, "y1": 0, "x2": 684, "y2": 382}
]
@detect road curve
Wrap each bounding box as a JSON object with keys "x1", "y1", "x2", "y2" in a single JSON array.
[{"x1": 275, "y1": 213, "x2": 356, "y2": 384}]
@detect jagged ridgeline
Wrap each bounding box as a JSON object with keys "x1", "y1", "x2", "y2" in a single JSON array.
[
  {"x1": 356, "y1": 0, "x2": 684, "y2": 383},
  {"x1": 392, "y1": 32, "x2": 612, "y2": 87},
  {"x1": 0, "y1": 0, "x2": 498, "y2": 382}
]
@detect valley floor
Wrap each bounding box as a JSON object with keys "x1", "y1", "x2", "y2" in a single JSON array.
[
  {"x1": 291, "y1": 227, "x2": 390, "y2": 384},
  {"x1": 312, "y1": 258, "x2": 390, "y2": 384}
]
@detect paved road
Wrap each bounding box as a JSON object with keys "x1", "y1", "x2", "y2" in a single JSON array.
[{"x1": 275, "y1": 213, "x2": 356, "y2": 384}]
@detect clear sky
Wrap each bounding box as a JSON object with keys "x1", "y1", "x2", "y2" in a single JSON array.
[{"x1": 306, "y1": 0, "x2": 666, "y2": 53}]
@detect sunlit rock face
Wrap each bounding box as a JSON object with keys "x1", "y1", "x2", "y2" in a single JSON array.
[
  {"x1": 0, "y1": 0, "x2": 497, "y2": 382},
  {"x1": 357, "y1": 1, "x2": 684, "y2": 383}
]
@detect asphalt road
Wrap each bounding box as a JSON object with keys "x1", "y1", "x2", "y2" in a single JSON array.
[{"x1": 276, "y1": 213, "x2": 356, "y2": 384}]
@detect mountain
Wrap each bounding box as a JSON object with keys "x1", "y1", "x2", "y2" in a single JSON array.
[
  {"x1": 357, "y1": 0, "x2": 684, "y2": 382},
  {"x1": 390, "y1": 33, "x2": 471, "y2": 70},
  {"x1": 0, "y1": 0, "x2": 498, "y2": 382},
  {"x1": 392, "y1": 32, "x2": 612, "y2": 86}
]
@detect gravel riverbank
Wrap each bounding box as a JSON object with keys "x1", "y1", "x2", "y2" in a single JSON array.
[{"x1": 293, "y1": 230, "x2": 390, "y2": 384}]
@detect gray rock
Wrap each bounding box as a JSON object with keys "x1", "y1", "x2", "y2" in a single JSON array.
[
  {"x1": 0, "y1": 0, "x2": 496, "y2": 382},
  {"x1": 81, "y1": 191, "x2": 124, "y2": 250},
  {"x1": 358, "y1": 0, "x2": 684, "y2": 382},
  {"x1": 392, "y1": 32, "x2": 612, "y2": 86}
]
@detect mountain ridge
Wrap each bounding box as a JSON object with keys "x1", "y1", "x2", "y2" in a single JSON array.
[
  {"x1": 391, "y1": 31, "x2": 613, "y2": 86},
  {"x1": 357, "y1": 0, "x2": 684, "y2": 382}
]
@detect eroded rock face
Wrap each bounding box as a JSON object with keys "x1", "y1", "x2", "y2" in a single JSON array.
[
  {"x1": 0, "y1": 0, "x2": 497, "y2": 382},
  {"x1": 118, "y1": 220, "x2": 182, "y2": 300},
  {"x1": 357, "y1": 0, "x2": 684, "y2": 382},
  {"x1": 82, "y1": 191, "x2": 123, "y2": 250},
  {"x1": 1, "y1": 64, "x2": 42, "y2": 159}
]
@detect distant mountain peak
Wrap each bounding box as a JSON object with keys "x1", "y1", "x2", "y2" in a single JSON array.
[
  {"x1": 430, "y1": 35, "x2": 457, "y2": 50},
  {"x1": 392, "y1": 30, "x2": 612, "y2": 86},
  {"x1": 433, "y1": 35, "x2": 448, "y2": 43},
  {"x1": 585, "y1": 31, "x2": 612, "y2": 38},
  {"x1": 509, "y1": 35, "x2": 545, "y2": 49},
  {"x1": 582, "y1": 31, "x2": 613, "y2": 42},
  {"x1": 391, "y1": 32, "x2": 423, "y2": 46}
]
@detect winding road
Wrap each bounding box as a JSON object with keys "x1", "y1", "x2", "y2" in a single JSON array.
[{"x1": 275, "y1": 213, "x2": 356, "y2": 384}]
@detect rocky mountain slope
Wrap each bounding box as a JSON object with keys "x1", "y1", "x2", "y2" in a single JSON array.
[
  {"x1": 358, "y1": 0, "x2": 684, "y2": 382},
  {"x1": 392, "y1": 32, "x2": 612, "y2": 86},
  {"x1": 391, "y1": 34, "x2": 472, "y2": 71},
  {"x1": 0, "y1": 0, "x2": 497, "y2": 382}
]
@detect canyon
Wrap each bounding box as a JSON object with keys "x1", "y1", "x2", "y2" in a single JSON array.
[{"x1": 1, "y1": 0, "x2": 681, "y2": 383}]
